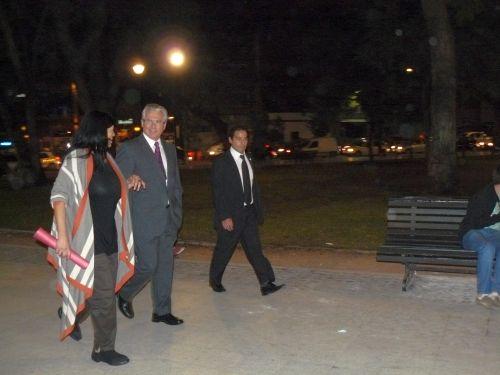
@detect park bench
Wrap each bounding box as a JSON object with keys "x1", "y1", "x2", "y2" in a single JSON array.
[{"x1": 376, "y1": 196, "x2": 474, "y2": 291}]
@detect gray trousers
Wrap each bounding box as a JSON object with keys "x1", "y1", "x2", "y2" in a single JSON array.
[
  {"x1": 119, "y1": 232, "x2": 175, "y2": 315},
  {"x1": 87, "y1": 252, "x2": 118, "y2": 352}
]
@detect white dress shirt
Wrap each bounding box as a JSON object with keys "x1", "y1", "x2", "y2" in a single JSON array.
[
  {"x1": 143, "y1": 133, "x2": 168, "y2": 186},
  {"x1": 230, "y1": 146, "x2": 254, "y2": 204}
]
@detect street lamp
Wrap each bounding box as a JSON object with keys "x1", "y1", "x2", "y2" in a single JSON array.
[
  {"x1": 167, "y1": 49, "x2": 186, "y2": 68},
  {"x1": 132, "y1": 63, "x2": 146, "y2": 75}
]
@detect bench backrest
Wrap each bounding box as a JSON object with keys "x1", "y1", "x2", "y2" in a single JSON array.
[{"x1": 385, "y1": 196, "x2": 468, "y2": 248}]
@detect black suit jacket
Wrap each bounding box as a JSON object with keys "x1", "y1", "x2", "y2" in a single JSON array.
[
  {"x1": 211, "y1": 151, "x2": 263, "y2": 229},
  {"x1": 116, "y1": 135, "x2": 183, "y2": 239}
]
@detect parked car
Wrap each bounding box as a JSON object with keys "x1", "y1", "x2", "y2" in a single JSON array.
[
  {"x1": 299, "y1": 136, "x2": 338, "y2": 157},
  {"x1": 383, "y1": 137, "x2": 427, "y2": 156},
  {"x1": 205, "y1": 142, "x2": 225, "y2": 158},
  {"x1": 267, "y1": 143, "x2": 297, "y2": 159},
  {"x1": 457, "y1": 131, "x2": 495, "y2": 151},
  {"x1": 339, "y1": 138, "x2": 381, "y2": 156},
  {"x1": 39, "y1": 151, "x2": 62, "y2": 169},
  {"x1": 383, "y1": 137, "x2": 412, "y2": 154}
]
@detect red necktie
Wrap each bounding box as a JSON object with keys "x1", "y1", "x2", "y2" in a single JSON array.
[{"x1": 154, "y1": 141, "x2": 166, "y2": 179}]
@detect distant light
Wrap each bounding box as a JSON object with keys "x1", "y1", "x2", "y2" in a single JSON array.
[
  {"x1": 167, "y1": 116, "x2": 175, "y2": 120},
  {"x1": 16, "y1": 93, "x2": 26, "y2": 98},
  {"x1": 132, "y1": 63, "x2": 146, "y2": 75},
  {"x1": 168, "y1": 49, "x2": 185, "y2": 67},
  {"x1": 0, "y1": 141, "x2": 13, "y2": 147},
  {"x1": 405, "y1": 67, "x2": 414, "y2": 74},
  {"x1": 118, "y1": 118, "x2": 134, "y2": 125},
  {"x1": 23, "y1": 134, "x2": 30, "y2": 139},
  {"x1": 133, "y1": 126, "x2": 141, "y2": 132},
  {"x1": 20, "y1": 125, "x2": 27, "y2": 131},
  {"x1": 66, "y1": 142, "x2": 71, "y2": 149}
]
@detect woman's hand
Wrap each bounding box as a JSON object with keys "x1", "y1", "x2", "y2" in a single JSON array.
[
  {"x1": 56, "y1": 236, "x2": 71, "y2": 258},
  {"x1": 127, "y1": 174, "x2": 146, "y2": 191}
]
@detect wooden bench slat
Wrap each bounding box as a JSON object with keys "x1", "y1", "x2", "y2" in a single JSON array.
[
  {"x1": 388, "y1": 215, "x2": 464, "y2": 223},
  {"x1": 388, "y1": 207, "x2": 467, "y2": 216},
  {"x1": 388, "y1": 222, "x2": 460, "y2": 230}
]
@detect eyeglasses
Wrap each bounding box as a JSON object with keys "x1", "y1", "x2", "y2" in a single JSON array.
[{"x1": 142, "y1": 118, "x2": 166, "y2": 126}]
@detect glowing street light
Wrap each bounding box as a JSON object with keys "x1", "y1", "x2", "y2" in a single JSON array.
[
  {"x1": 167, "y1": 49, "x2": 186, "y2": 67},
  {"x1": 132, "y1": 63, "x2": 146, "y2": 75},
  {"x1": 404, "y1": 67, "x2": 414, "y2": 74}
]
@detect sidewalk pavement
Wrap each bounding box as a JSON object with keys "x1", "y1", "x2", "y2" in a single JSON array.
[{"x1": 1, "y1": 243, "x2": 499, "y2": 375}]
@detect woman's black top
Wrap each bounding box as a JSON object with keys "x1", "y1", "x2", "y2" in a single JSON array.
[{"x1": 89, "y1": 161, "x2": 121, "y2": 255}]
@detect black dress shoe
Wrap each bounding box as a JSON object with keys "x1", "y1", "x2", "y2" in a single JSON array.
[
  {"x1": 117, "y1": 295, "x2": 134, "y2": 319},
  {"x1": 57, "y1": 307, "x2": 82, "y2": 341},
  {"x1": 209, "y1": 281, "x2": 226, "y2": 292},
  {"x1": 152, "y1": 313, "x2": 184, "y2": 325},
  {"x1": 260, "y1": 282, "x2": 285, "y2": 296},
  {"x1": 91, "y1": 350, "x2": 129, "y2": 366}
]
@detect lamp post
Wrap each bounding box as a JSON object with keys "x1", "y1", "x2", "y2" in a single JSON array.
[{"x1": 164, "y1": 48, "x2": 188, "y2": 149}]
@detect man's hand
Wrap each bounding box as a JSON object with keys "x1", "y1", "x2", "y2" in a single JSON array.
[
  {"x1": 56, "y1": 236, "x2": 71, "y2": 258},
  {"x1": 127, "y1": 174, "x2": 146, "y2": 191},
  {"x1": 221, "y1": 218, "x2": 234, "y2": 231}
]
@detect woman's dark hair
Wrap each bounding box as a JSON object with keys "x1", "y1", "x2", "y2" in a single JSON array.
[{"x1": 70, "y1": 110, "x2": 114, "y2": 167}]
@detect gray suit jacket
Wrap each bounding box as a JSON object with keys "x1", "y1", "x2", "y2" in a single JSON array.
[{"x1": 116, "y1": 135, "x2": 183, "y2": 240}]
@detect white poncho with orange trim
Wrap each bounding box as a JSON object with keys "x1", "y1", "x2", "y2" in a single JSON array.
[{"x1": 47, "y1": 149, "x2": 135, "y2": 340}]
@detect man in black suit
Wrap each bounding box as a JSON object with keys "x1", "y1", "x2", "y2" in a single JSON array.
[{"x1": 209, "y1": 126, "x2": 284, "y2": 296}]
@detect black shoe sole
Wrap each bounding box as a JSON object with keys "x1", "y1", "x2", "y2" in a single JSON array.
[
  {"x1": 261, "y1": 284, "x2": 285, "y2": 296},
  {"x1": 91, "y1": 353, "x2": 129, "y2": 366}
]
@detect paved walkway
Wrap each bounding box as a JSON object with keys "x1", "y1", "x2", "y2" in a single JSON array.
[{"x1": 1, "y1": 244, "x2": 499, "y2": 375}]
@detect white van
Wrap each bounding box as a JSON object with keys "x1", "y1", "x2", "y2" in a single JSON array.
[{"x1": 300, "y1": 136, "x2": 338, "y2": 157}]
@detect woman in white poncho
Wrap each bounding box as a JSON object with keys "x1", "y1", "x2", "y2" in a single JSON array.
[{"x1": 48, "y1": 111, "x2": 144, "y2": 366}]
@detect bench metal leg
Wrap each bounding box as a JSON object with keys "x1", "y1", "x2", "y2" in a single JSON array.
[{"x1": 402, "y1": 264, "x2": 416, "y2": 291}]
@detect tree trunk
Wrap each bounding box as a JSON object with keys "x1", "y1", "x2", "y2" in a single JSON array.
[{"x1": 422, "y1": 0, "x2": 457, "y2": 193}]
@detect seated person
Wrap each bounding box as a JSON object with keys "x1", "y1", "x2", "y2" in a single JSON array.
[{"x1": 459, "y1": 165, "x2": 500, "y2": 308}]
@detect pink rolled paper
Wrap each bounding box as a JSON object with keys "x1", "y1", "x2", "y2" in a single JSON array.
[{"x1": 34, "y1": 227, "x2": 89, "y2": 269}]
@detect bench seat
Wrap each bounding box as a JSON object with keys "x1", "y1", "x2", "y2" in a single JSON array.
[{"x1": 376, "y1": 196, "x2": 473, "y2": 290}]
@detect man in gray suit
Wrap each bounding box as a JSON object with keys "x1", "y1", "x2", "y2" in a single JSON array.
[{"x1": 116, "y1": 103, "x2": 183, "y2": 325}]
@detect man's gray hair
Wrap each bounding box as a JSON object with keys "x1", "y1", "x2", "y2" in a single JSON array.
[{"x1": 142, "y1": 103, "x2": 168, "y2": 121}]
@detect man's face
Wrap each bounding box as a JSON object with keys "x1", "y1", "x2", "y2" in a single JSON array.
[
  {"x1": 229, "y1": 129, "x2": 248, "y2": 154},
  {"x1": 142, "y1": 110, "x2": 167, "y2": 141}
]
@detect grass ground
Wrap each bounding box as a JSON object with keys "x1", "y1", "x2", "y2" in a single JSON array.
[{"x1": 0, "y1": 156, "x2": 498, "y2": 251}]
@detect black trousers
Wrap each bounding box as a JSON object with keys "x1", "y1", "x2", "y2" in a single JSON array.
[
  {"x1": 209, "y1": 205, "x2": 275, "y2": 286},
  {"x1": 87, "y1": 252, "x2": 118, "y2": 352}
]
